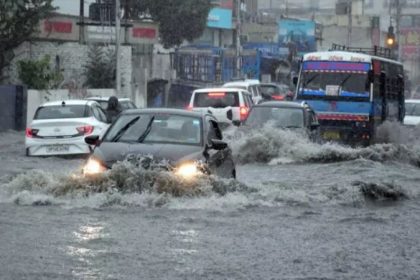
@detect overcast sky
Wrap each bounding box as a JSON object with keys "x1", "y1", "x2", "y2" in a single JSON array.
[{"x1": 53, "y1": 0, "x2": 95, "y2": 16}]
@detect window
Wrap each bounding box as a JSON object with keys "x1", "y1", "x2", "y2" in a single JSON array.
[
  {"x1": 34, "y1": 105, "x2": 89, "y2": 120},
  {"x1": 194, "y1": 92, "x2": 240, "y2": 108},
  {"x1": 92, "y1": 105, "x2": 107, "y2": 123}
]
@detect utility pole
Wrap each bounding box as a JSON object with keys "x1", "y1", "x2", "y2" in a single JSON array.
[
  {"x1": 396, "y1": 0, "x2": 402, "y2": 61},
  {"x1": 115, "y1": 0, "x2": 121, "y2": 95},
  {"x1": 236, "y1": 0, "x2": 242, "y2": 78},
  {"x1": 346, "y1": 0, "x2": 352, "y2": 46},
  {"x1": 79, "y1": 0, "x2": 84, "y2": 44}
]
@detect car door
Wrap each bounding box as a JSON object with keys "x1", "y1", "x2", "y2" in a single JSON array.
[
  {"x1": 205, "y1": 117, "x2": 235, "y2": 178},
  {"x1": 91, "y1": 104, "x2": 110, "y2": 136}
]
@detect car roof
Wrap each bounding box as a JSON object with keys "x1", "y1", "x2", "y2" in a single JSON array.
[
  {"x1": 223, "y1": 79, "x2": 260, "y2": 87},
  {"x1": 405, "y1": 99, "x2": 420, "y2": 103},
  {"x1": 193, "y1": 87, "x2": 251, "y2": 95},
  {"x1": 41, "y1": 99, "x2": 96, "y2": 107},
  {"x1": 121, "y1": 108, "x2": 205, "y2": 118},
  {"x1": 255, "y1": 101, "x2": 307, "y2": 109},
  {"x1": 86, "y1": 97, "x2": 131, "y2": 101}
]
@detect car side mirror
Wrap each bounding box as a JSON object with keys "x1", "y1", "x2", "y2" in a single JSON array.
[
  {"x1": 210, "y1": 139, "x2": 228, "y2": 150},
  {"x1": 293, "y1": 76, "x2": 298, "y2": 86},
  {"x1": 310, "y1": 123, "x2": 320, "y2": 130},
  {"x1": 232, "y1": 120, "x2": 241, "y2": 127},
  {"x1": 85, "y1": 135, "x2": 101, "y2": 146}
]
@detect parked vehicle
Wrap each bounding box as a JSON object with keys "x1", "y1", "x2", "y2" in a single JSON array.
[
  {"x1": 244, "y1": 101, "x2": 320, "y2": 141},
  {"x1": 295, "y1": 44, "x2": 405, "y2": 146},
  {"x1": 188, "y1": 88, "x2": 253, "y2": 125},
  {"x1": 223, "y1": 79, "x2": 263, "y2": 104},
  {"x1": 25, "y1": 100, "x2": 110, "y2": 156},
  {"x1": 85, "y1": 97, "x2": 137, "y2": 111},
  {"x1": 259, "y1": 83, "x2": 294, "y2": 101},
  {"x1": 403, "y1": 99, "x2": 420, "y2": 126},
  {"x1": 83, "y1": 108, "x2": 236, "y2": 179}
]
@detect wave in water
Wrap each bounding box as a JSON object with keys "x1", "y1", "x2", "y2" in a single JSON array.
[{"x1": 224, "y1": 122, "x2": 420, "y2": 166}]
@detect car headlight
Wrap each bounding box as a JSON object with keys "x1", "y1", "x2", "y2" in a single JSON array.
[
  {"x1": 83, "y1": 157, "x2": 107, "y2": 175},
  {"x1": 175, "y1": 162, "x2": 201, "y2": 179}
]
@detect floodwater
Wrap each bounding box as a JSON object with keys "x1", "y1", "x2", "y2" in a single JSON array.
[{"x1": 1, "y1": 124, "x2": 420, "y2": 280}]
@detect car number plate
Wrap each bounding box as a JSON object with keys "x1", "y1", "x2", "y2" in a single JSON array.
[
  {"x1": 46, "y1": 144, "x2": 70, "y2": 153},
  {"x1": 322, "y1": 131, "x2": 341, "y2": 140}
]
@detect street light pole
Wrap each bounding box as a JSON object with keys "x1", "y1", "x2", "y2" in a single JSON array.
[
  {"x1": 236, "y1": 0, "x2": 242, "y2": 78},
  {"x1": 396, "y1": 0, "x2": 402, "y2": 61},
  {"x1": 346, "y1": 0, "x2": 352, "y2": 46},
  {"x1": 115, "y1": 0, "x2": 121, "y2": 96}
]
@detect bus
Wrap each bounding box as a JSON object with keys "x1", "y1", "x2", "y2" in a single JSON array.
[{"x1": 294, "y1": 45, "x2": 404, "y2": 145}]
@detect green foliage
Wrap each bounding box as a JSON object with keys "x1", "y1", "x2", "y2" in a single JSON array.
[
  {"x1": 0, "y1": 0, "x2": 55, "y2": 80},
  {"x1": 123, "y1": 0, "x2": 212, "y2": 48},
  {"x1": 17, "y1": 55, "x2": 63, "y2": 90},
  {"x1": 83, "y1": 45, "x2": 116, "y2": 88}
]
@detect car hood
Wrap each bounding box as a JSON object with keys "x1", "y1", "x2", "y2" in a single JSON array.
[
  {"x1": 403, "y1": 116, "x2": 420, "y2": 126},
  {"x1": 93, "y1": 142, "x2": 205, "y2": 167}
]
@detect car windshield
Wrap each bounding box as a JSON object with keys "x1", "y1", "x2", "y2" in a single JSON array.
[
  {"x1": 405, "y1": 103, "x2": 420, "y2": 116},
  {"x1": 194, "y1": 92, "x2": 239, "y2": 108},
  {"x1": 104, "y1": 113, "x2": 202, "y2": 145},
  {"x1": 34, "y1": 105, "x2": 88, "y2": 120},
  {"x1": 260, "y1": 84, "x2": 289, "y2": 96},
  {"x1": 246, "y1": 106, "x2": 304, "y2": 128}
]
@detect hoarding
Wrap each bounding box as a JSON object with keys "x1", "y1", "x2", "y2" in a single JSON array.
[
  {"x1": 207, "y1": 8, "x2": 233, "y2": 29},
  {"x1": 278, "y1": 20, "x2": 316, "y2": 54},
  {"x1": 400, "y1": 27, "x2": 420, "y2": 59}
]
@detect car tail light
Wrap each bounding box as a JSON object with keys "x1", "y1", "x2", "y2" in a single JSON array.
[
  {"x1": 76, "y1": 125, "x2": 94, "y2": 135},
  {"x1": 272, "y1": 95, "x2": 285, "y2": 100},
  {"x1": 240, "y1": 106, "x2": 249, "y2": 121},
  {"x1": 25, "y1": 128, "x2": 39, "y2": 138}
]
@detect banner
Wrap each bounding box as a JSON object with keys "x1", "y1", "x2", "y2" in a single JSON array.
[
  {"x1": 207, "y1": 8, "x2": 233, "y2": 29},
  {"x1": 400, "y1": 28, "x2": 420, "y2": 59},
  {"x1": 278, "y1": 20, "x2": 316, "y2": 55}
]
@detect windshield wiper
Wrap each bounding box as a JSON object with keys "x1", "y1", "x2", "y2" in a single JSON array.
[
  {"x1": 138, "y1": 116, "x2": 155, "y2": 143},
  {"x1": 111, "y1": 116, "x2": 140, "y2": 142},
  {"x1": 339, "y1": 74, "x2": 352, "y2": 87},
  {"x1": 303, "y1": 73, "x2": 319, "y2": 88}
]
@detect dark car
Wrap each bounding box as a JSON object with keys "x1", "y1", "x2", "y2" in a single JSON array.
[
  {"x1": 244, "y1": 101, "x2": 320, "y2": 140},
  {"x1": 259, "y1": 83, "x2": 294, "y2": 101},
  {"x1": 83, "y1": 108, "x2": 236, "y2": 179}
]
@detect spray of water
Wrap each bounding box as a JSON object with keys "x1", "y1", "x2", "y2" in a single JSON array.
[{"x1": 224, "y1": 122, "x2": 420, "y2": 167}]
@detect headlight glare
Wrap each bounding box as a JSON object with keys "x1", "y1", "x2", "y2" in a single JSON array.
[
  {"x1": 83, "y1": 158, "x2": 106, "y2": 175},
  {"x1": 176, "y1": 163, "x2": 200, "y2": 179}
]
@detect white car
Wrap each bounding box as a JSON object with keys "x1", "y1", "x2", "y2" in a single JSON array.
[
  {"x1": 222, "y1": 79, "x2": 263, "y2": 104},
  {"x1": 188, "y1": 88, "x2": 253, "y2": 124},
  {"x1": 85, "y1": 97, "x2": 137, "y2": 111},
  {"x1": 404, "y1": 99, "x2": 420, "y2": 126},
  {"x1": 25, "y1": 100, "x2": 110, "y2": 156}
]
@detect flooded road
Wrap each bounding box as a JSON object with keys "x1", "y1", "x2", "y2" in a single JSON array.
[{"x1": 1, "y1": 127, "x2": 420, "y2": 279}]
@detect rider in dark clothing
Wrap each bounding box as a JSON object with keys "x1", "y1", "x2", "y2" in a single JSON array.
[{"x1": 106, "y1": 96, "x2": 122, "y2": 123}]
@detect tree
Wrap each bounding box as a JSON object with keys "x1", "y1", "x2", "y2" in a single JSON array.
[
  {"x1": 17, "y1": 55, "x2": 63, "y2": 90},
  {"x1": 123, "y1": 0, "x2": 212, "y2": 48},
  {"x1": 0, "y1": 0, "x2": 55, "y2": 81},
  {"x1": 83, "y1": 45, "x2": 116, "y2": 88}
]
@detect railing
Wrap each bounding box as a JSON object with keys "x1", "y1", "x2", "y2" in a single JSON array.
[{"x1": 330, "y1": 44, "x2": 396, "y2": 60}]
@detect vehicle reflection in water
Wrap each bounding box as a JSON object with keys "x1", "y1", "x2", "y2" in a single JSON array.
[
  {"x1": 66, "y1": 223, "x2": 109, "y2": 280},
  {"x1": 170, "y1": 229, "x2": 200, "y2": 273}
]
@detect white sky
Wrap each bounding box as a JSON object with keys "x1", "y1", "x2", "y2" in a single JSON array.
[{"x1": 53, "y1": 0, "x2": 95, "y2": 16}]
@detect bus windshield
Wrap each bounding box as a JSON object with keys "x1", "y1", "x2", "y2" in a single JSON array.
[{"x1": 298, "y1": 61, "x2": 370, "y2": 100}]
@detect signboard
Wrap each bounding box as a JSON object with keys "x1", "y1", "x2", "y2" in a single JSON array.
[
  {"x1": 127, "y1": 23, "x2": 159, "y2": 44},
  {"x1": 207, "y1": 8, "x2": 233, "y2": 29},
  {"x1": 85, "y1": 26, "x2": 125, "y2": 43},
  {"x1": 36, "y1": 16, "x2": 79, "y2": 41},
  {"x1": 278, "y1": 20, "x2": 316, "y2": 55},
  {"x1": 400, "y1": 27, "x2": 420, "y2": 59}
]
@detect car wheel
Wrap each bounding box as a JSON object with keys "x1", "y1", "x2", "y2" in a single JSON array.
[{"x1": 25, "y1": 148, "x2": 30, "y2": 157}]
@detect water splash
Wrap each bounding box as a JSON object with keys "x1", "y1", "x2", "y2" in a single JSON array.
[{"x1": 225, "y1": 122, "x2": 420, "y2": 167}]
